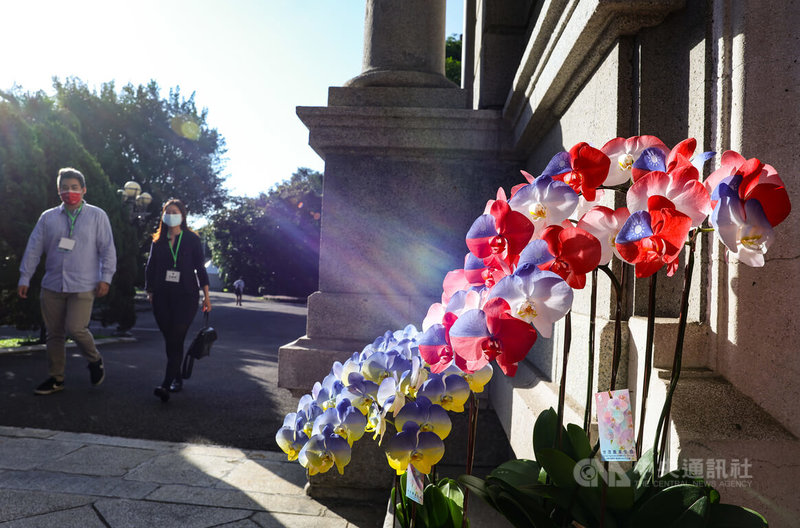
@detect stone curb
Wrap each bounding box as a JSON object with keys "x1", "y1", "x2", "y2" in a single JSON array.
[{"x1": 0, "y1": 337, "x2": 137, "y2": 356}]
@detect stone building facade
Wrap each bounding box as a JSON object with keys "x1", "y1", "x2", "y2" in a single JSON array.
[{"x1": 280, "y1": 1, "x2": 800, "y2": 524}]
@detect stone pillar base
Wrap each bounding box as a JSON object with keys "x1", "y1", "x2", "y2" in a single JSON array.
[
  {"x1": 279, "y1": 334, "x2": 366, "y2": 397},
  {"x1": 304, "y1": 436, "x2": 395, "y2": 503}
]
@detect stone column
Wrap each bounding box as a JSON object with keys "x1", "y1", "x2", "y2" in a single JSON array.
[
  {"x1": 346, "y1": 0, "x2": 454, "y2": 88},
  {"x1": 279, "y1": 0, "x2": 520, "y2": 501}
]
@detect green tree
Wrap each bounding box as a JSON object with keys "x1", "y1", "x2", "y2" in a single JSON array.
[
  {"x1": 53, "y1": 78, "x2": 228, "y2": 224},
  {"x1": 446, "y1": 33, "x2": 462, "y2": 86},
  {"x1": 0, "y1": 89, "x2": 136, "y2": 330},
  {"x1": 0, "y1": 79, "x2": 228, "y2": 332},
  {"x1": 208, "y1": 168, "x2": 322, "y2": 297},
  {"x1": 0, "y1": 94, "x2": 49, "y2": 330}
]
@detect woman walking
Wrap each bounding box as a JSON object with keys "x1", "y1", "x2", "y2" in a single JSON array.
[{"x1": 145, "y1": 199, "x2": 211, "y2": 402}]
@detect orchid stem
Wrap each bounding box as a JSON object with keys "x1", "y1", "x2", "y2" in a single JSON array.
[
  {"x1": 557, "y1": 311, "x2": 572, "y2": 449},
  {"x1": 598, "y1": 264, "x2": 625, "y2": 391},
  {"x1": 584, "y1": 270, "x2": 598, "y2": 432},
  {"x1": 653, "y1": 233, "x2": 697, "y2": 475},
  {"x1": 636, "y1": 273, "x2": 657, "y2": 459},
  {"x1": 463, "y1": 392, "x2": 479, "y2": 526},
  {"x1": 393, "y1": 474, "x2": 399, "y2": 528}
]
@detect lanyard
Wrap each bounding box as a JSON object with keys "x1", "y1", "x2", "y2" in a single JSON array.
[
  {"x1": 65, "y1": 204, "x2": 84, "y2": 237},
  {"x1": 168, "y1": 231, "x2": 183, "y2": 268}
]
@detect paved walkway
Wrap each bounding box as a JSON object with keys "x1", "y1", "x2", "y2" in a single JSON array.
[{"x1": 0, "y1": 425, "x2": 382, "y2": 528}]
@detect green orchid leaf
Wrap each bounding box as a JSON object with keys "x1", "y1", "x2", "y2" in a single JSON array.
[
  {"x1": 423, "y1": 483, "x2": 451, "y2": 528},
  {"x1": 436, "y1": 479, "x2": 466, "y2": 528},
  {"x1": 566, "y1": 423, "x2": 592, "y2": 461},
  {"x1": 709, "y1": 487, "x2": 720, "y2": 505},
  {"x1": 538, "y1": 466, "x2": 548, "y2": 484},
  {"x1": 536, "y1": 448, "x2": 578, "y2": 490},
  {"x1": 487, "y1": 459, "x2": 542, "y2": 490},
  {"x1": 628, "y1": 484, "x2": 707, "y2": 527},
  {"x1": 670, "y1": 495, "x2": 710, "y2": 528},
  {"x1": 709, "y1": 503, "x2": 768, "y2": 528},
  {"x1": 438, "y1": 478, "x2": 465, "y2": 507},
  {"x1": 493, "y1": 488, "x2": 555, "y2": 528},
  {"x1": 533, "y1": 408, "x2": 559, "y2": 463},
  {"x1": 391, "y1": 486, "x2": 409, "y2": 527},
  {"x1": 605, "y1": 479, "x2": 635, "y2": 512},
  {"x1": 629, "y1": 448, "x2": 655, "y2": 502},
  {"x1": 457, "y1": 474, "x2": 495, "y2": 509}
]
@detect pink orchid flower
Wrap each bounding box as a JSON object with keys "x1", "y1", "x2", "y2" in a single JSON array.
[
  {"x1": 627, "y1": 166, "x2": 712, "y2": 227},
  {"x1": 576, "y1": 206, "x2": 631, "y2": 265},
  {"x1": 601, "y1": 135, "x2": 669, "y2": 186}
]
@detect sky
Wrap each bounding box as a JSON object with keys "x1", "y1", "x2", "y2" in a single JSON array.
[{"x1": 1, "y1": 1, "x2": 464, "y2": 198}]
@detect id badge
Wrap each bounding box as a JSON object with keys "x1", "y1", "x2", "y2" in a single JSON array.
[
  {"x1": 166, "y1": 270, "x2": 181, "y2": 283},
  {"x1": 58, "y1": 237, "x2": 76, "y2": 251}
]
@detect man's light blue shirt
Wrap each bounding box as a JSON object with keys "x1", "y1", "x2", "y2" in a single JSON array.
[{"x1": 18, "y1": 201, "x2": 117, "y2": 292}]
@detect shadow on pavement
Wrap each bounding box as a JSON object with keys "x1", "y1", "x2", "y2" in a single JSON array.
[{"x1": 0, "y1": 291, "x2": 305, "y2": 451}]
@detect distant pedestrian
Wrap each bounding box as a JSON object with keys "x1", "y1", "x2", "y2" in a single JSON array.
[
  {"x1": 233, "y1": 277, "x2": 245, "y2": 306},
  {"x1": 17, "y1": 168, "x2": 117, "y2": 395},
  {"x1": 145, "y1": 198, "x2": 211, "y2": 402}
]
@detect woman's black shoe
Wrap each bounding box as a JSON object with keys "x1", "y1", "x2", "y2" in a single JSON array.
[
  {"x1": 154, "y1": 386, "x2": 170, "y2": 402},
  {"x1": 169, "y1": 380, "x2": 183, "y2": 393}
]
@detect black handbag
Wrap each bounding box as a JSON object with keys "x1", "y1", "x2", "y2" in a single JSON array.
[{"x1": 182, "y1": 312, "x2": 217, "y2": 379}]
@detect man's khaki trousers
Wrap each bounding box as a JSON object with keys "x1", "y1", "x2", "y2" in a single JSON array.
[{"x1": 40, "y1": 288, "x2": 102, "y2": 381}]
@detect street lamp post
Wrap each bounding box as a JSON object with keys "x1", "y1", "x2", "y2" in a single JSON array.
[
  {"x1": 118, "y1": 180, "x2": 153, "y2": 225},
  {"x1": 111, "y1": 181, "x2": 153, "y2": 337}
]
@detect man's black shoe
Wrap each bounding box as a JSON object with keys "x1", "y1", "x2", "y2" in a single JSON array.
[
  {"x1": 35, "y1": 377, "x2": 64, "y2": 395},
  {"x1": 88, "y1": 359, "x2": 105, "y2": 386},
  {"x1": 154, "y1": 386, "x2": 170, "y2": 402},
  {"x1": 169, "y1": 380, "x2": 183, "y2": 393}
]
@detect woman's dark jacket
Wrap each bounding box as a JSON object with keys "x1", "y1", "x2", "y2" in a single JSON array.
[{"x1": 145, "y1": 229, "x2": 210, "y2": 296}]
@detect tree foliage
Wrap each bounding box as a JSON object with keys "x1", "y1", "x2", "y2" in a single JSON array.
[
  {"x1": 53, "y1": 78, "x2": 228, "y2": 221},
  {"x1": 446, "y1": 33, "x2": 462, "y2": 86},
  {"x1": 207, "y1": 168, "x2": 322, "y2": 298},
  {"x1": 0, "y1": 79, "x2": 227, "y2": 331}
]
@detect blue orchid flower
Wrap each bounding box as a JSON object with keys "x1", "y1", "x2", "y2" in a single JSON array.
[
  {"x1": 295, "y1": 394, "x2": 324, "y2": 437},
  {"x1": 508, "y1": 175, "x2": 579, "y2": 232},
  {"x1": 312, "y1": 398, "x2": 367, "y2": 447},
  {"x1": 488, "y1": 265, "x2": 573, "y2": 339},
  {"x1": 394, "y1": 395, "x2": 452, "y2": 441},
  {"x1": 298, "y1": 424, "x2": 352, "y2": 476},
  {"x1": 312, "y1": 373, "x2": 345, "y2": 411},
  {"x1": 384, "y1": 421, "x2": 445, "y2": 475},
  {"x1": 442, "y1": 362, "x2": 494, "y2": 393},
  {"x1": 418, "y1": 372, "x2": 471, "y2": 413},
  {"x1": 275, "y1": 413, "x2": 309, "y2": 461},
  {"x1": 337, "y1": 372, "x2": 379, "y2": 415}
]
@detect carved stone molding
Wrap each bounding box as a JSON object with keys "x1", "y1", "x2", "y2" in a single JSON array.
[{"x1": 503, "y1": 0, "x2": 685, "y2": 154}]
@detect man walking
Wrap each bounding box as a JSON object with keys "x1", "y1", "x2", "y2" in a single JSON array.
[
  {"x1": 18, "y1": 168, "x2": 117, "y2": 395},
  {"x1": 233, "y1": 277, "x2": 245, "y2": 306}
]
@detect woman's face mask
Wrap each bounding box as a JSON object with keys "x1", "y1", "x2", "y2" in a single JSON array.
[{"x1": 162, "y1": 213, "x2": 183, "y2": 227}]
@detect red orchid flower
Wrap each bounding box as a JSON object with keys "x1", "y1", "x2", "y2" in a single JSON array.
[
  {"x1": 448, "y1": 298, "x2": 538, "y2": 377},
  {"x1": 465, "y1": 199, "x2": 534, "y2": 272},
  {"x1": 615, "y1": 208, "x2": 692, "y2": 278},
  {"x1": 665, "y1": 138, "x2": 697, "y2": 173},
  {"x1": 537, "y1": 225, "x2": 602, "y2": 289},
  {"x1": 626, "y1": 167, "x2": 711, "y2": 227},
  {"x1": 463, "y1": 252, "x2": 509, "y2": 289},
  {"x1": 547, "y1": 142, "x2": 611, "y2": 201},
  {"x1": 418, "y1": 312, "x2": 468, "y2": 374},
  {"x1": 704, "y1": 151, "x2": 791, "y2": 228}
]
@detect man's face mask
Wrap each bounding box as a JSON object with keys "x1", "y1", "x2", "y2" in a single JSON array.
[{"x1": 59, "y1": 180, "x2": 84, "y2": 206}]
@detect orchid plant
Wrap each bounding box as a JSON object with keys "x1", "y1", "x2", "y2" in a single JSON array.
[{"x1": 277, "y1": 135, "x2": 790, "y2": 527}]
